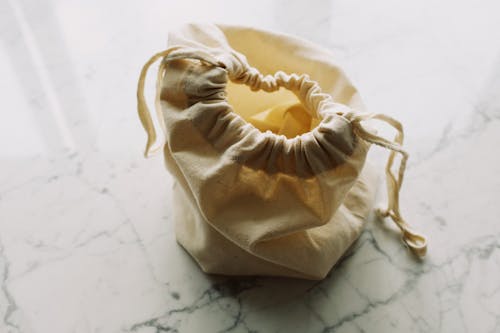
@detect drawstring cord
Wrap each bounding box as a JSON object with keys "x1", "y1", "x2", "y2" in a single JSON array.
[
  {"x1": 137, "y1": 48, "x2": 175, "y2": 157},
  {"x1": 137, "y1": 47, "x2": 219, "y2": 157},
  {"x1": 345, "y1": 111, "x2": 428, "y2": 257},
  {"x1": 137, "y1": 48, "x2": 428, "y2": 257}
]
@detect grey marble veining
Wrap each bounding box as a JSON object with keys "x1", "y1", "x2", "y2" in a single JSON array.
[{"x1": 1, "y1": 0, "x2": 500, "y2": 332}]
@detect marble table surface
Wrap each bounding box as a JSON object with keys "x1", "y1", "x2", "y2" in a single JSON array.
[{"x1": 1, "y1": 0, "x2": 500, "y2": 332}]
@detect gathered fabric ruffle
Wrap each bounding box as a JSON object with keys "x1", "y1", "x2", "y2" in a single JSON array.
[{"x1": 160, "y1": 52, "x2": 366, "y2": 178}]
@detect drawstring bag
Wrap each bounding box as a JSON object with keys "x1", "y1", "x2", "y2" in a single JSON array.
[{"x1": 137, "y1": 24, "x2": 427, "y2": 280}]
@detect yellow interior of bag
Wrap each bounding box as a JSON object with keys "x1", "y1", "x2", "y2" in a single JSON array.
[{"x1": 226, "y1": 81, "x2": 321, "y2": 138}]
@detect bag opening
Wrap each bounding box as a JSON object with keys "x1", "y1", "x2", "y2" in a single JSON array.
[{"x1": 226, "y1": 81, "x2": 321, "y2": 138}]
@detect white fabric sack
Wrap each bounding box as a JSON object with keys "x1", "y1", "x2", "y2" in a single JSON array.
[{"x1": 137, "y1": 24, "x2": 427, "y2": 280}]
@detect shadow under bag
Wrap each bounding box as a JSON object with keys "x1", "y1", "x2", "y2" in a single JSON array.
[{"x1": 137, "y1": 23, "x2": 427, "y2": 280}]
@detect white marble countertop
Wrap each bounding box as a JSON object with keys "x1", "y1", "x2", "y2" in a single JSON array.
[{"x1": 1, "y1": 0, "x2": 500, "y2": 332}]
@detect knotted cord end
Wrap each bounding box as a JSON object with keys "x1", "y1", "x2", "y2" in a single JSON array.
[{"x1": 375, "y1": 207, "x2": 428, "y2": 258}]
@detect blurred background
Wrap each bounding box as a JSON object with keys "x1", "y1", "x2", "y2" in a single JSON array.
[{"x1": 1, "y1": 1, "x2": 500, "y2": 332}]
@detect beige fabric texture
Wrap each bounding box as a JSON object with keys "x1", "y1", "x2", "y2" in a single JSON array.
[{"x1": 137, "y1": 24, "x2": 428, "y2": 280}]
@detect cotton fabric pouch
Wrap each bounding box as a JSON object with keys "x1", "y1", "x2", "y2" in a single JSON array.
[{"x1": 137, "y1": 24, "x2": 427, "y2": 280}]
